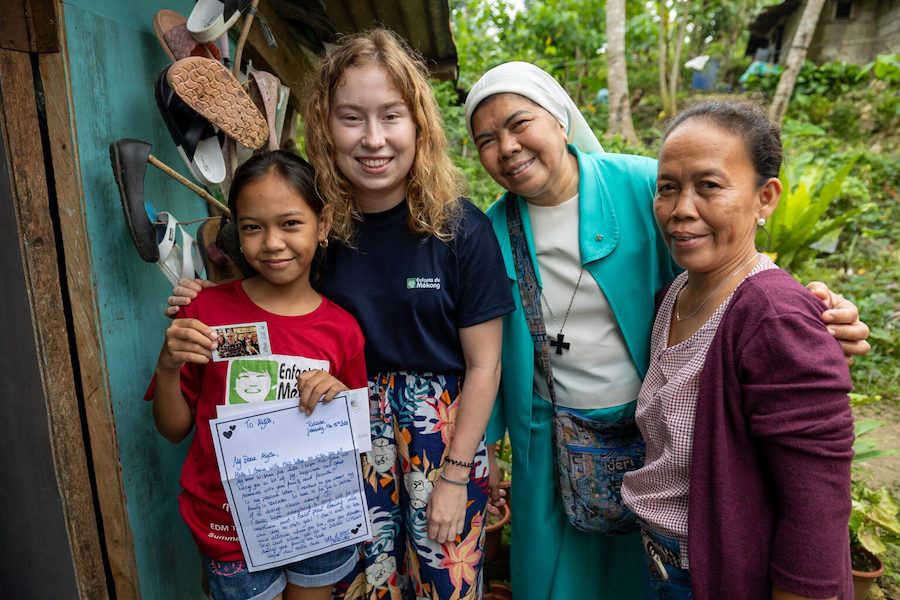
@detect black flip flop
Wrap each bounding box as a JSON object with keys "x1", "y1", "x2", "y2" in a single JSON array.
[
  {"x1": 109, "y1": 138, "x2": 159, "y2": 262},
  {"x1": 155, "y1": 64, "x2": 226, "y2": 186}
]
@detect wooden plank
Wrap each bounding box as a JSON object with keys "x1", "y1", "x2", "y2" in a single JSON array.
[
  {"x1": 41, "y1": 3, "x2": 142, "y2": 597},
  {"x1": 40, "y1": 51, "x2": 142, "y2": 600},
  {"x1": 0, "y1": 46, "x2": 112, "y2": 598},
  {"x1": 237, "y1": 0, "x2": 317, "y2": 114},
  {"x1": 29, "y1": 0, "x2": 60, "y2": 52},
  {"x1": 0, "y1": 0, "x2": 59, "y2": 52},
  {"x1": 0, "y1": 0, "x2": 31, "y2": 51}
]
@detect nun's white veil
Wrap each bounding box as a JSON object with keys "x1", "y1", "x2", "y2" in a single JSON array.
[{"x1": 465, "y1": 61, "x2": 603, "y2": 154}]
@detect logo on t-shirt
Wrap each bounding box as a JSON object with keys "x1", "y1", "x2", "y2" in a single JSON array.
[
  {"x1": 406, "y1": 276, "x2": 441, "y2": 290},
  {"x1": 225, "y1": 356, "x2": 330, "y2": 404}
]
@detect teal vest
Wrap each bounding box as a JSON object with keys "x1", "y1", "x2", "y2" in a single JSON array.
[{"x1": 485, "y1": 146, "x2": 678, "y2": 462}]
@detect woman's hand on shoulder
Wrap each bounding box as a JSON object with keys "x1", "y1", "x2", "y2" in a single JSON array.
[
  {"x1": 165, "y1": 277, "x2": 216, "y2": 318},
  {"x1": 296, "y1": 370, "x2": 349, "y2": 416},
  {"x1": 158, "y1": 318, "x2": 218, "y2": 373},
  {"x1": 805, "y1": 281, "x2": 871, "y2": 364}
]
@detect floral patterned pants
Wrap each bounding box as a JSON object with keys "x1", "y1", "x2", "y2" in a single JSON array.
[{"x1": 332, "y1": 372, "x2": 489, "y2": 600}]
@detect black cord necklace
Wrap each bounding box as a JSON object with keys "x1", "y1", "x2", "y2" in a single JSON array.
[{"x1": 543, "y1": 267, "x2": 585, "y2": 355}]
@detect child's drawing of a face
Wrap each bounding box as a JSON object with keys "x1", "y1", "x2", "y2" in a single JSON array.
[{"x1": 234, "y1": 369, "x2": 273, "y2": 403}]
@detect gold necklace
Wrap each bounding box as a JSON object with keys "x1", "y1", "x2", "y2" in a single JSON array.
[{"x1": 675, "y1": 254, "x2": 759, "y2": 322}]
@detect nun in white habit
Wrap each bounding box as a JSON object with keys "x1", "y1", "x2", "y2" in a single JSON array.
[{"x1": 465, "y1": 60, "x2": 671, "y2": 600}]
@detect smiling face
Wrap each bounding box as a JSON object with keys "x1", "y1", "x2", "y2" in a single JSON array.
[
  {"x1": 654, "y1": 119, "x2": 780, "y2": 277},
  {"x1": 328, "y1": 63, "x2": 417, "y2": 212},
  {"x1": 234, "y1": 369, "x2": 272, "y2": 403},
  {"x1": 470, "y1": 93, "x2": 578, "y2": 206},
  {"x1": 236, "y1": 171, "x2": 330, "y2": 291}
]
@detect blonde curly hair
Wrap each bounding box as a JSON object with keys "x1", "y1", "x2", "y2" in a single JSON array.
[{"x1": 304, "y1": 28, "x2": 464, "y2": 245}]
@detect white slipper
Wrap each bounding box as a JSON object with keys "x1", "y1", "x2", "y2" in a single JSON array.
[
  {"x1": 187, "y1": 0, "x2": 251, "y2": 43},
  {"x1": 155, "y1": 64, "x2": 228, "y2": 186},
  {"x1": 154, "y1": 210, "x2": 204, "y2": 286}
]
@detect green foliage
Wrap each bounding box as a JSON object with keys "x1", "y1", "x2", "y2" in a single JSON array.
[
  {"x1": 785, "y1": 130, "x2": 900, "y2": 400},
  {"x1": 858, "y1": 54, "x2": 900, "y2": 85},
  {"x1": 849, "y1": 401, "x2": 900, "y2": 559},
  {"x1": 851, "y1": 417, "x2": 898, "y2": 469},
  {"x1": 741, "y1": 68, "x2": 780, "y2": 96},
  {"x1": 827, "y1": 102, "x2": 860, "y2": 138},
  {"x1": 851, "y1": 482, "x2": 900, "y2": 557},
  {"x1": 742, "y1": 60, "x2": 868, "y2": 104},
  {"x1": 762, "y1": 151, "x2": 872, "y2": 271},
  {"x1": 493, "y1": 435, "x2": 513, "y2": 476},
  {"x1": 430, "y1": 79, "x2": 501, "y2": 210},
  {"x1": 794, "y1": 61, "x2": 867, "y2": 106}
]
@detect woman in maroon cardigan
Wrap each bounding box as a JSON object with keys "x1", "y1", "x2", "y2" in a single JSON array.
[{"x1": 621, "y1": 100, "x2": 854, "y2": 600}]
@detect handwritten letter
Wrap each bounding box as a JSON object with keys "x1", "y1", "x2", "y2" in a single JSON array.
[{"x1": 211, "y1": 398, "x2": 371, "y2": 571}]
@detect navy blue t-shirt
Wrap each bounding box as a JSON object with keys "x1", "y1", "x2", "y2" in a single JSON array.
[{"x1": 319, "y1": 199, "x2": 514, "y2": 374}]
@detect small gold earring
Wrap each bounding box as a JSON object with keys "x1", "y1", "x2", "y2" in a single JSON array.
[{"x1": 319, "y1": 239, "x2": 329, "y2": 248}]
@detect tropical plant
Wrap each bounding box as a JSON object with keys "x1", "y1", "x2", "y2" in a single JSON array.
[
  {"x1": 761, "y1": 151, "x2": 872, "y2": 271},
  {"x1": 851, "y1": 482, "x2": 900, "y2": 567},
  {"x1": 849, "y1": 396, "x2": 900, "y2": 568},
  {"x1": 859, "y1": 54, "x2": 900, "y2": 86}
]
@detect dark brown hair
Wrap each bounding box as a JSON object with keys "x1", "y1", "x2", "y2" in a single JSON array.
[
  {"x1": 225, "y1": 150, "x2": 328, "y2": 285},
  {"x1": 664, "y1": 100, "x2": 782, "y2": 186}
]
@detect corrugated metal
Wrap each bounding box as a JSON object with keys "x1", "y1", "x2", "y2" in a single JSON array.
[
  {"x1": 267, "y1": 0, "x2": 458, "y2": 80},
  {"x1": 747, "y1": 0, "x2": 803, "y2": 36}
]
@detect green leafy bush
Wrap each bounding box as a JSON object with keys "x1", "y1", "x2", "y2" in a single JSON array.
[
  {"x1": 859, "y1": 54, "x2": 900, "y2": 85},
  {"x1": 848, "y1": 396, "x2": 900, "y2": 567},
  {"x1": 762, "y1": 152, "x2": 872, "y2": 271}
]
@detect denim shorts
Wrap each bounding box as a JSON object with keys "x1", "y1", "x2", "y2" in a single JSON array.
[
  {"x1": 639, "y1": 525, "x2": 692, "y2": 600},
  {"x1": 204, "y1": 545, "x2": 358, "y2": 600}
]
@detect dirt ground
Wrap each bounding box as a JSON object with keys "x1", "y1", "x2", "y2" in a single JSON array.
[{"x1": 853, "y1": 402, "x2": 900, "y2": 599}]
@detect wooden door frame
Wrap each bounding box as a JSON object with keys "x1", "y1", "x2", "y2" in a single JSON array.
[{"x1": 0, "y1": 0, "x2": 140, "y2": 597}]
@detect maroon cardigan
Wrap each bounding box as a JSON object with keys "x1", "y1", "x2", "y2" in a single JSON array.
[{"x1": 663, "y1": 269, "x2": 854, "y2": 599}]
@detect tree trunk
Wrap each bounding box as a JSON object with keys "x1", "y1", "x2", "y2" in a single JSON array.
[
  {"x1": 718, "y1": 0, "x2": 749, "y2": 88},
  {"x1": 657, "y1": 0, "x2": 671, "y2": 115},
  {"x1": 606, "y1": 0, "x2": 639, "y2": 145},
  {"x1": 769, "y1": 0, "x2": 826, "y2": 124},
  {"x1": 667, "y1": 0, "x2": 694, "y2": 116}
]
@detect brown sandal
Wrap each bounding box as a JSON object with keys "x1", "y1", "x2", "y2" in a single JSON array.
[
  {"x1": 247, "y1": 70, "x2": 281, "y2": 151},
  {"x1": 153, "y1": 10, "x2": 222, "y2": 62},
  {"x1": 167, "y1": 56, "x2": 268, "y2": 150}
]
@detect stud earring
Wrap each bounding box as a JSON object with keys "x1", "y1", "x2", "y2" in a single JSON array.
[
  {"x1": 319, "y1": 239, "x2": 329, "y2": 248},
  {"x1": 756, "y1": 217, "x2": 772, "y2": 251}
]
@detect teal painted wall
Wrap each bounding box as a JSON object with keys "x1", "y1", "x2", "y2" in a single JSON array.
[{"x1": 63, "y1": 1, "x2": 214, "y2": 597}]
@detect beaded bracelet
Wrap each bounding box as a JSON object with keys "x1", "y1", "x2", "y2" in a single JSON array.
[
  {"x1": 443, "y1": 456, "x2": 475, "y2": 469},
  {"x1": 440, "y1": 471, "x2": 469, "y2": 486}
]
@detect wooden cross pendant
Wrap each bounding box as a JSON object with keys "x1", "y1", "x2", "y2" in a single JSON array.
[{"x1": 550, "y1": 333, "x2": 570, "y2": 355}]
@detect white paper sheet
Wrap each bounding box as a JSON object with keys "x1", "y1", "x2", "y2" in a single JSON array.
[
  {"x1": 216, "y1": 388, "x2": 371, "y2": 453},
  {"x1": 210, "y1": 396, "x2": 372, "y2": 571}
]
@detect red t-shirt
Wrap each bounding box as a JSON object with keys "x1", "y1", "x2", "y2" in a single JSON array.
[{"x1": 145, "y1": 280, "x2": 367, "y2": 560}]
